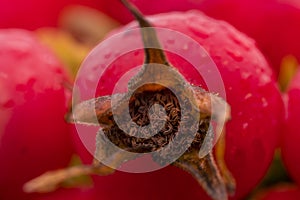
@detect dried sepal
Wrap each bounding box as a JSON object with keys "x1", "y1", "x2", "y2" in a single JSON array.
[
  {"x1": 70, "y1": 93, "x2": 125, "y2": 127},
  {"x1": 70, "y1": 86, "x2": 230, "y2": 127},
  {"x1": 215, "y1": 131, "x2": 236, "y2": 195},
  {"x1": 174, "y1": 151, "x2": 227, "y2": 200},
  {"x1": 23, "y1": 163, "x2": 113, "y2": 193}
]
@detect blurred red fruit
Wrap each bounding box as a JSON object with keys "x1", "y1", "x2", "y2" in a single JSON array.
[
  {"x1": 0, "y1": 0, "x2": 108, "y2": 30},
  {"x1": 282, "y1": 70, "x2": 300, "y2": 185},
  {"x1": 0, "y1": 29, "x2": 74, "y2": 199}
]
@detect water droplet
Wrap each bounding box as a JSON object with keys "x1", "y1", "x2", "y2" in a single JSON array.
[
  {"x1": 223, "y1": 60, "x2": 229, "y2": 66},
  {"x1": 258, "y1": 74, "x2": 271, "y2": 86},
  {"x1": 243, "y1": 123, "x2": 249, "y2": 129},
  {"x1": 183, "y1": 44, "x2": 189, "y2": 50},
  {"x1": 244, "y1": 93, "x2": 252, "y2": 100},
  {"x1": 226, "y1": 49, "x2": 244, "y2": 62},
  {"x1": 262, "y1": 97, "x2": 268, "y2": 107},
  {"x1": 227, "y1": 30, "x2": 253, "y2": 51},
  {"x1": 188, "y1": 25, "x2": 210, "y2": 39},
  {"x1": 241, "y1": 72, "x2": 251, "y2": 80}
]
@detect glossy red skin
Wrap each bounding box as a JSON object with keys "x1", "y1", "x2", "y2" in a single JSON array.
[
  {"x1": 282, "y1": 71, "x2": 300, "y2": 185},
  {"x1": 99, "y1": 0, "x2": 300, "y2": 77},
  {"x1": 201, "y1": 0, "x2": 300, "y2": 77},
  {"x1": 74, "y1": 11, "x2": 284, "y2": 199},
  {"x1": 0, "y1": 29, "x2": 74, "y2": 200},
  {"x1": 253, "y1": 185, "x2": 300, "y2": 200},
  {"x1": 0, "y1": 0, "x2": 107, "y2": 30},
  {"x1": 92, "y1": 166, "x2": 212, "y2": 200}
]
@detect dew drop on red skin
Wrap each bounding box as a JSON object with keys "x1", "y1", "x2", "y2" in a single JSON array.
[{"x1": 225, "y1": 48, "x2": 244, "y2": 62}]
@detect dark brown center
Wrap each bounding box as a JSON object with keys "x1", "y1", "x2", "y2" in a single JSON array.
[{"x1": 103, "y1": 85, "x2": 211, "y2": 156}]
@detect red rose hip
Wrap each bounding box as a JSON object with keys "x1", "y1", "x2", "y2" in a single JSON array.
[
  {"x1": 0, "y1": 29, "x2": 74, "y2": 200},
  {"x1": 74, "y1": 10, "x2": 284, "y2": 200}
]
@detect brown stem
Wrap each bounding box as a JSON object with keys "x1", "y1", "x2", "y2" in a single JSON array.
[{"x1": 120, "y1": 0, "x2": 169, "y2": 65}]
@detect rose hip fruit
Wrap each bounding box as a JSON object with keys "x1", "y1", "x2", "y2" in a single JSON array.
[
  {"x1": 75, "y1": 10, "x2": 284, "y2": 200},
  {"x1": 282, "y1": 70, "x2": 300, "y2": 185},
  {"x1": 0, "y1": 29, "x2": 74, "y2": 199}
]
